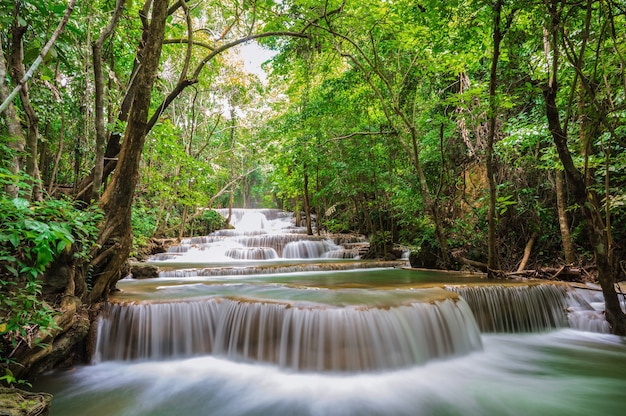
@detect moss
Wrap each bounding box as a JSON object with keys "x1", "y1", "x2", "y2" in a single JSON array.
[{"x1": 0, "y1": 387, "x2": 52, "y2": 416}]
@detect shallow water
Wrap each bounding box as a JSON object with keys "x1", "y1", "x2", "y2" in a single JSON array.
[{"x1": 35, "y1": 329, "x2": 626, "y2": 416}]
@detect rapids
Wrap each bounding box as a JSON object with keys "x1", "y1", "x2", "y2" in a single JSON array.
[{"x1": 33, "y1": 209, "x2": 626, "y2": 416}]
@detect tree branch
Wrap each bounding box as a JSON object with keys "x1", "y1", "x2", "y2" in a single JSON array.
[{"x1": 0, "y1": 0, "x2": 77, "y2": 113}]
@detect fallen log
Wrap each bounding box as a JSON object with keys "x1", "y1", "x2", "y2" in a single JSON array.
[
  {"x1": 506, "y1": 266, "x2": 587, "y2": 282},
  {"x1": 454, "y1": 256, "x2": 489, "y2": 273}
]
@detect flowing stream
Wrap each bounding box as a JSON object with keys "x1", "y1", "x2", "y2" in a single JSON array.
[{"x1": 34, "y1": 209, "x2": 626, "y2": 415}]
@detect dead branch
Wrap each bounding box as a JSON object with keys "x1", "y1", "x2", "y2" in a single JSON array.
[{"x1": 517, "y1": 232, "x2": 538, "y2": 272}]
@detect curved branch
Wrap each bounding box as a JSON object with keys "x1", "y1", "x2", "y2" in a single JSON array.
[
  {"x1": 178, "y1": 1, "x2": 193, "y2": 82},
  {"x1": 190, "y1": 31, "x2": 310, "y2": 80},
  {"x1": 163, "y1": 38, "x2": 214, "y2": 50},
  {"x1": 146, "y1": 31, "x2": 310, "y2": 133},
  {"x1": 0, "y1": 0, "x2": 76, "y2": 113}
]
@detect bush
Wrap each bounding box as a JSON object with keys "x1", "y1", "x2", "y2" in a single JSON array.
[{"x1": 0, "y1": 190, "x2": 102, "y2": 382}]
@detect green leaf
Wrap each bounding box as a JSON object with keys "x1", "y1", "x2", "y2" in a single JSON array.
[
  {"x1": 9, "y1": 233, "x2": 20, "y2": 248},
  {"x1": 12, "y1": 197, "x2": 30, "y2": 210}
]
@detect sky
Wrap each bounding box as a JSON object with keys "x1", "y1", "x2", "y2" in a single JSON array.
[{"x1": 240, "y1": 42, "x2": 277, "y2": 82}]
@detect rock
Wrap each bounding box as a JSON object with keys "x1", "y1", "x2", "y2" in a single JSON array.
[
  {"x1": 130, "y1": 264, "x2": 159, "y2": 279},
  {"x1": 409, "y1": 241, "x2": 440, "y2": 269},
  {"x1": 0, "y1": 387, "x2": 52, "y2": 416},
  {"x1": 42, "y1": 254, "x2": 74, "y2": 295}
]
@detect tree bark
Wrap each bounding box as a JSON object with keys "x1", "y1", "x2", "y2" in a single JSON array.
[
  {"x1": 485, "y1": 0, "x2": 503, "y2": 277},
  {"x1": 555, "y1": 169, "x2": 576, "y2": 263},
  {"x1": 0, "y1": 37, "x2": 25, "y2": 198},
  {"x1": 92, "y1": 0, "x2": 126, "y2": 201},
  {"x1": 89, "y1": 0, "x2": 170, "y2": 302},
  {"x1": 303, "y1": 166, "x2": 313, "y2": 235},
  {"x1": 11, "y1": 24, "x2": 42, "y2": 201}
]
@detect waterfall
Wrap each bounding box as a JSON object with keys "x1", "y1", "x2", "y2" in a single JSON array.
[
  {"x1": 224, "y1": 247, "x2": 279, "y2": 260},
  {"x1": 283, "y1": 240, "x2": 339, "y2": 259},
  {"x1": 445, "y1": 284, "x2": 570, "y2": 332},
  {"x1": 565, "y1": 287, "x2": 611, "y2": 333},
  {"x1": 94, "y1": 297, "x2": 482, "y2": 371},
  {"x1": 153, "y1": 234, "x2": 337, "y2": 260}
]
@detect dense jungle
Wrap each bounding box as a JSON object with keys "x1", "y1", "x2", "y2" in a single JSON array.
[{"x1": 1, "y1": 0, "x2": 625, "y2": 414}]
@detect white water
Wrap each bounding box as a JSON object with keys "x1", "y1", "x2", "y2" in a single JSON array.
[
  {"x1": 150, "y1": 209, "x2": 355, "y2": 262},
  {"x1": 37, "y1": 330, "x2": 626, "y2": 416},
  {"x1": 34, "y1": 209, "x2": 626, "y2": 415},
  {"x1": 94, "y1": 296, "x2": 482, "y2": 371}
]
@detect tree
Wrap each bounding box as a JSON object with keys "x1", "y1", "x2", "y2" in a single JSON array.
[
  {"x1": 542, "y1": 0, "x2": 626, "y2": 334},
  {"x1": 89, "y1": 0, "x2": 170, "y2": 302}
]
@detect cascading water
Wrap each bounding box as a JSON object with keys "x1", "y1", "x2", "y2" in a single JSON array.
[
  {"x1": 94, "y1": 296, "x2": 482, "y2": 371},
  {"x1": 34, "y1": 208, "x2": 626, "y2": 416},
  {"x1": 150, "y1": 209, "x2": 360, "y2": 262},
  {"x1": 445, "y1": 284, "x2": 570, "y2": 332}
]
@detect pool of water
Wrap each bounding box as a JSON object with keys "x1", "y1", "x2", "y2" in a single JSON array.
[{"x1": 35, "y1": 329, "x2": 626, "y2": 416}]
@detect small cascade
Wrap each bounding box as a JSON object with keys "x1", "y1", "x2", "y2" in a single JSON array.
[
  {"x1": 565, "y1": 287, "x2": 611, "y2": 333},
  {"x1": 283, "y1": 240, "x2": 339, "y2": 259},
  {"x1": 446, "y1": 284, "x2": 570, "y2": 332},
  {"x1": 234, "y1": 235, "x2": 327, "y2": 257},
  {"x1": 94, "y1": 297, "x2": 482, "y2": 371},
  {"x1": 151, "y1": 233, "x2": 342, "y2": 261},
  {"x1": 224, "y1": 247, "x2": 279, "y2": 260}
]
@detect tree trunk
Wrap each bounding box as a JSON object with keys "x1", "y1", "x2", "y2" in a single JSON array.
[
  {"x1": 543, "y1": 0, "x2": 626, "y2": 335},
  {"x1": 555, "y1": 169, "x2": 576, "y2": 263},
  {"x1": 48, "y1": 108, "x2": 65, "y2": 194},
  {"x1": 227, "y1": 105, "x2": 236, "y2": 223},
  {"x1": 74, "y1": 10, "x2": 149, "y2": 203},
  {"x1": 485, "y1": 0, "x2": 503, "y2": 277},
  {"x1": 409, "y1": 127, "x2": 451, "y2": 268},
  {"x1": 303, "y1": 166, "x2": 313, "y2": 235},
  {"x1": 0, "y1": 37, "x2": 25, "y2": 198},
  {"x1": 11, "y1": 24, "x2": 42, "y2": 201},
  {"x1": 89, "y1": 0, "x2": 170, "y2": 302},
  {"x1": 179, "y1": 205, "x2": 188, "y2": 239},
  {"x1": 92, "y1": 0, "x2": 125, "y2": 201}
]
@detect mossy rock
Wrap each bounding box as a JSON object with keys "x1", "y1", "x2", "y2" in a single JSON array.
[{"x1": 0, "y1": 387, "x2": 52, "y2": 416}]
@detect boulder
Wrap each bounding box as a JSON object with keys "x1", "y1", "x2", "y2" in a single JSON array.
[
  {"x1": 409, "y1": 240, "x2": 440, "y2": 269},
  {"x1": 130, "y1": 264, "x2": 159, "y2": 279}
]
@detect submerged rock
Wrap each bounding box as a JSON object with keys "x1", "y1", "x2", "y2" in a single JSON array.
[{"x1": 0, "y1": 387, "x2": 52, "y2": 416}]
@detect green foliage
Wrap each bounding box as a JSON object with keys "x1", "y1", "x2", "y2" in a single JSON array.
[
  {"x1": 368, "y1": 230, "x2": 394, "y2": 258},
  {"x1": 0, "y1": 368, "x2": 31, "y2": 388},
  {"x1": 194, "y1": 209, "x2": 228, "y2": 236},
  {"x1": 131, "y1": 202, "x2": 158, "y2": 254},
  {"x1": 0, "y1": 148, "x2": 102, "y2": 366}
]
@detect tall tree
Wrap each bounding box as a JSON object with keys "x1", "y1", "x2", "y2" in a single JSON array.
[
  {"x1": 91, "y1": 0, "x2": 126, "y2": 201},
  {"x1": 542, "y1": 0, "x2": 626, "y2": 334},
  {"x1": 89, "y1": 0, "x2": 170, "y2": 302}
]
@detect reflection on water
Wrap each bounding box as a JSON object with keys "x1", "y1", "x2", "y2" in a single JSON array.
[{"x1": 36, "y1": 330, "x2": 626, "y2": 416}]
